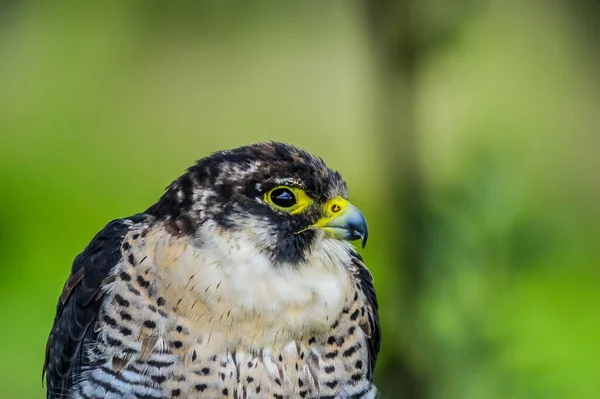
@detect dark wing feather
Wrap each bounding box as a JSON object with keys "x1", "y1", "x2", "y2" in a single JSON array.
[
  {"x1": 351, "y1": 252, "x2": 381, "y2": 380},
  {"x1": 43, "y1": 214, "x2": 146, "y2": 399}
]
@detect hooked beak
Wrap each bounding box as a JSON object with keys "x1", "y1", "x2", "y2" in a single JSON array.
[{"x1": 312, "y1": 197, "x2": 368, "y2": 248}]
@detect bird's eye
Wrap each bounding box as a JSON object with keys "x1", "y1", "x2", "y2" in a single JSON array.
[
  {"x1": 270, "y1": 188, "x2": 296, "y2": 208},
  {"x1": 265, "y1": 185, "x2": 313, "y2": 213}
]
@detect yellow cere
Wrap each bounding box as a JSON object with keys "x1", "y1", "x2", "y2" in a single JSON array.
[
  {"x1": 313, "y1": 196, "x2": 349, "y2": 226},
  {"x1": 325, "y1": 196, "x2": 347, "y2": 215},
  {"x1": 289, "y1": 195, "x2": 350, "y2": 236},
  {"x1": 265, "y1": 186, "x2": 314, "y2": 214}
]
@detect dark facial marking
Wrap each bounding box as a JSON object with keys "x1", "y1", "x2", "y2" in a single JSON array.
[{"x1": 146, "y1": 142, "x2": 349, "y2": 265}]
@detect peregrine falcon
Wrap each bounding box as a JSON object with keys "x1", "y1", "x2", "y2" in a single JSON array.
[{"x1": 44, "y1": 142, "x2": 381, "y2": 399}]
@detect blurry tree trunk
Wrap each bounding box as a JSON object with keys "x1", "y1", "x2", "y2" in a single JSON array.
[
  {"x1": 363, "y1": 1, "x2": 427, "y2": 398},
  {"x1": 362, "y1": 1, "x2": 485, "y2": 397}
]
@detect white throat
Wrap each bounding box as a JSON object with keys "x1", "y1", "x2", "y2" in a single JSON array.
[
  {"x1": 198, "y1": 222, "x2": 351, "y2": 329},
  {"x1": 146, "y1": 223, "x2": 351, "y2": 350}
]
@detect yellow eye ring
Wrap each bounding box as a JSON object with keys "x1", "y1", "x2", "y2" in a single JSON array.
[{"x1": 264, "y1": 186, "x2": 313, "y2": 214}]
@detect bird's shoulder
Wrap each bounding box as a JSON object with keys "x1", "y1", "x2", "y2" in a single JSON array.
[{"x1": 43, "y1": 213, "x2": 147, "y2": 399}]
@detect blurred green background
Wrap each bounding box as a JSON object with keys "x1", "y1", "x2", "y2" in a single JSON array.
[{"x1": 1, "y1": 1, "x2": 599, "y2": 398}]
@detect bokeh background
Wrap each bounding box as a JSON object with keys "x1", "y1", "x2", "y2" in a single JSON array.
[{"x1": 1, "y1": 1, "x2": 599, "y2": 398}]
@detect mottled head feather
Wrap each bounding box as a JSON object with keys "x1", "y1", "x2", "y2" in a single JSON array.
[{"x1": 146, "y1": 142, "x2": 349, "y2": 264}]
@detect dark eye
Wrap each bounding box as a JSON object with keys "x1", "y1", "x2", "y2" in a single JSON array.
[{"x1": 270, "y1": 188, "x2": 296, "y2": 208}]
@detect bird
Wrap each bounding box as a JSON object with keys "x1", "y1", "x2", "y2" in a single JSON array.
[{"x1": 43, "y1": 141, "x2": 381, "y2": 399}]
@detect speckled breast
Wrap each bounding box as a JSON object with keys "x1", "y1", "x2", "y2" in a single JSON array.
[{"x1": 70, "y1": 228, "x2": 377, "y2": 399}]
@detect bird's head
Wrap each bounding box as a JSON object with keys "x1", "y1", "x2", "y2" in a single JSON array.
[{"x1": 147, "y1": 141, "x2": 367, "y2": 266}]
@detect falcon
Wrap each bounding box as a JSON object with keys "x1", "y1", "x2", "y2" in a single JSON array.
[{"x1": 44, "y1": 142, "x2": 381, "y2": 399}]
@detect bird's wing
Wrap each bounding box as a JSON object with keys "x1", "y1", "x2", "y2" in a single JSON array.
[
  {"x1": 43, "y1": 214, "x2": 146, "y2": 399},
  {"x1": 351, "y1": 253, "x2": 381, "y2": 380}
]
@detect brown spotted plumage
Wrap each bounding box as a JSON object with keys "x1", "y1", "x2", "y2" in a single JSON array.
[{"x1": 44, "y1": 142, "x2": 381, "y2": 398}]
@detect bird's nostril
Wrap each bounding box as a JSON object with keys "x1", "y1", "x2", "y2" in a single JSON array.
[{"x1": 331, "y1": 204, "x2": 341, "y2": 213}]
